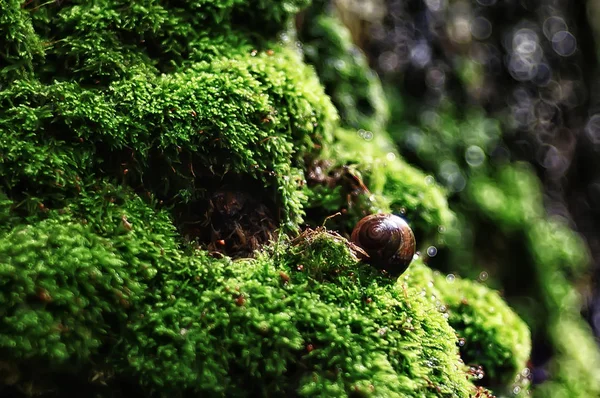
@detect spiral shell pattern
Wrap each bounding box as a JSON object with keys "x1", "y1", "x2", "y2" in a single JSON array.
[{"x1": 351, "y1": 214, "x2": 416, "y2": 276}]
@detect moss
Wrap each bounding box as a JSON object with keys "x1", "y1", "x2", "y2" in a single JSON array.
[
  {"x1": 465, "y1": 164, "x2": 600, "y2": 397},
  {"x1": 433, "y1": 273, "x2": 531, "y2": 393},
  {"x1": 385, "y1": 88, "x2": 597, "y2": 396},
  {"x1": 0, "y1": 184, "x2": 174, "y2": 394},
  {"x1": 1, "y1": 0, "x2": 535, "y2": 396},
  {"x1": 403, "y1": 262, "x2": 531, "y2": 395},
  {"x1": 319, "y1": 127, "x2": 456, "y2": 241},
  {"x1": 386, "y1": 96, "x2": 503, "y2": 195},
  {"x1": 0, "y1": 0, "x2": 44, "y2": 82},
  {"x1": 5, "y1": 0, "x2": 309, "y2": 84},
  {"x1": 1, "y1": 202, "x2": 478, "y2": 396},
  {"x1": 300, "y1": 12, "x2": 389, "y2": 133},
  {"x1": 0, "y1": 46, "x2": 337, "y2": 231},
  {"x1": 536, "y1": 317, "x2": 600, "y2": 398},
  {"x1": 468, "y1": 164, "x2": 545, "y2": 232}
]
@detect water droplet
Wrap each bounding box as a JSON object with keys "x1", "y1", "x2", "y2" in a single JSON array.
[
  {"x1": 513, "y1": 386, "x2": 521, "y2": 395},
  {"x1": 425, "y1": 175, "x2": 435, "y2": 185},
  {"x1": 552, "y1": 31, "x2": 577, "y2": 57},
  {"x1": 465, "y1": 145, "x2": 486, "y2": 167},
  {"x1": 421, "y1": 110, "x2": 440, "y2": 128},
  {"x1": 478, "y1": 271, "x2": 489, "y2": 281},
  {"x1": 450, "y1": 174, "x2": 467, "y2": 193},
  {"x1": 386, "y1": 152, "x2": 396, "y2": 161},
  {"x1": 439, "y1": 305, "x2": 447, "y2": 312},
  {"x1": 438, "y1": 225, "x2": 446, "y2": 233},
  {"x1": 543, "y1": 17, "x2": 568, "y2": 40},
  {"x1": 446, "y1": 274, "x2": 456, "y2": 283},
  {"x1": 585, "y1": 114, "x2": 600, "y2": 145},
  {"x1": 532, "y1": 63, "x2": 552, "y2": 86},
  {"x1": 378, "y1": 51, "x2": 400, "y2": 72},
  {"x1": 521, "y1": 368, "x2": 531, "y2": 377},
  {"x1": 427, "y1": 246, "x2": 438, "y2": 257},
  {"x1": 471, "y1": 16, "x2": 492, "y2": 40},
  {"x1": 448, "y1": 16, "x2": 472, "y2": 45},
  {"x1": 458, "y1": 337, "x2": 466, "y2": 347},
  {"x1": 508, "y1": 54, "x2": 537, "y2": 81},
  {"x1": 425, "y1": 66, "x2": 445, "y2": 89},
  {"x1": 410, "y1": 42, "x2": 432, "y2": 67},
  {"x1": 333, "y1": 59, "x2": 347, "y2": 71},
  {"x1": 425, "y1": 0, "x2": 444, "y2": 12}
]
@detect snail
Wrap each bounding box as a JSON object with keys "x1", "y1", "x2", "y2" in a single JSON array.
[{"x1": 350, "y1": 214, "x2": 416, "y2": 276}]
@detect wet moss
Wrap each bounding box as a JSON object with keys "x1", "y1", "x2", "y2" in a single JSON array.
[
  {"x1": 404, "y1": 262, "x2": 531, "y2": 395},
  {"x1": 0, "y1": 45, "x2": 337, "y2": 233},
  {"x1": 0, "y1": 0, "x2": 535, "y2": 396},
  {"x1": 0, "y1": 201, "x2": 477, "y2": 396}
]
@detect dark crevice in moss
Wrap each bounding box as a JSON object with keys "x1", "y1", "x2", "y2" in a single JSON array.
[{"x1": 175, "y1": 179, "x2": 280, "y2": 258}]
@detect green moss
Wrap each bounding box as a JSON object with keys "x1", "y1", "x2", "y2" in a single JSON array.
[
  {"x1": 300, "y1": 13, "x2": 388, "y2": 133},
  {"x1": 325, "y1": 128, "x2": 455, "y2": 240},
  {"x1": 1, "y1": 1, "x2": 536, "y2": 396},
  {"x1": 120, "y1": 229, "x2": 477, "y2": 396},
  {"x1": 1, "y1": 202, "x2": 478, "y2": 396},
  {"x1": 0, "y1": 218, "x2": 140, "y2": 365},
  {"x1": 536, "y1": 317, "x2": 600, "y2": 398},
  {"x1": 433, "y1": 273, "x2": 531, "y2": 392},
  {"x1": 465, "y1": 164, "x2": 600, "y2": 397},
  {"x1": 468, "y1": 164, "x2": 545, "y2": 232},
  {"x1": 0, "y1": 46, "x2": 337, "y2": 229},
  {"x1": 386, "y1": 90, "x2": 597, "y2": 396},
  {"x1": 387, "y1": 98, "x2": 503, "y2": 195},
  {"x1": 4, "y1": 0, "x2": 309, "y2": 85},
  {"x1": 403, "y1": 262, "x2": 531, "y2": 395},
  {"x1": 0, "y1": 0, "x2": 44, "y2": 82}
]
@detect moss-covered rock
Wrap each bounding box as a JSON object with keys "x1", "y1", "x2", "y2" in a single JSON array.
[
  {"x1": 0, "y1": 203, "x2": 479, "y2": 396},
  {"x1": 0, "y1": 0, "x2": 533, "y2": 396},
  {"x1": 1, "y1": 45, "x2": 337, "y2": 235}
]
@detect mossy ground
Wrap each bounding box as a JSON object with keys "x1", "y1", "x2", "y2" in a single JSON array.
[{"x1": 1, "y1": 0, "x2": 533, "y2": 396}]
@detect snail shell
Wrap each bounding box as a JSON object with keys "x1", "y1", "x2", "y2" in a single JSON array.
[{"x1": 351, "y1": 214, "x2": 416, "y2": 276}]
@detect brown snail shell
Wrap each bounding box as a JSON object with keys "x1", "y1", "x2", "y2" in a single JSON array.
[{"x1": 351, "y1": 214, "x2": 416, "y2": 276}]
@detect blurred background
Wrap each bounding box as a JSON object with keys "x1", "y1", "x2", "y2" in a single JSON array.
[{"x1": 298, "y1": 0, "x2": 600, "y2": 395}]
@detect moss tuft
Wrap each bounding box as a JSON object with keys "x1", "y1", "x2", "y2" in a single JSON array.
[
  {"x1": 403, "y1": 261, "x2": 531, "y2": 395},
  {"x1": 0, "y1": 46, "x2": 337, "y2": 234},
  {"x1": 1, "y1": 206, "x2": 479, "y2": 396},
  {"x1": 0, "y1": 0, "x2": 44, "y2": 82}
]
